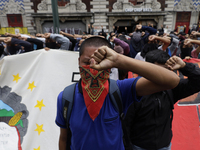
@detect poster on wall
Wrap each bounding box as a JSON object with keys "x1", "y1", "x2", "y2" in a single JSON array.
[{"x1": 15, "y1": 29, "x2": 20, "y2": 34}]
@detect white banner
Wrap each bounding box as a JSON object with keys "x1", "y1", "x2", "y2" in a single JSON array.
[{"x1": 0, "y1": 49, "x2": 79, "y2": 150}]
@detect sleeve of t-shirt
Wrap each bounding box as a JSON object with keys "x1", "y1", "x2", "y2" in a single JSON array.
[
  {"x1": 55, "y1": 91, "x2": 67, "y2": 129},
  {"x1": 117, "y1": 77, "x2": 141, "y2": 113},
  {"x1": 158, "y1": 45, "x2": 163, "y2": 50}
]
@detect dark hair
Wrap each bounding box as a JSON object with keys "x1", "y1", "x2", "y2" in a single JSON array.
[
  {"x1": 141, "y1": 43, "x2": 158, "y2": 58},
  {"x1": 145, "y1": 49, "x2": 170, "y2": 64},
  {"x1": 79, "y1": 36, "x2": 111, "y2": 56}
]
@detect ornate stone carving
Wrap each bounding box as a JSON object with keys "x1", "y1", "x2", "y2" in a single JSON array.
[
  {"x1": 0, "y1": 0, "x2": 25, "y2": 15},
  {"x1": 174, "y1": 0, "x2": 190, "y2": 11},
  {"x1": 60, "y1": 17, "x2": 67, "y2": 23},
  {"x1": 179, "y1": 0, "x2": 190, "y2": 10},
  {"x1": 37, "y1": 0, "x2": 48, "y2": 11},
  {"x1": 113, "y1": 0, "x2": 124, "y2": 10},
  {"x1": 151, "y1": 0, "x2": 161, "y2": 9},
  {"x1": 189, "y1": 0, "x2": 200, "y2": 11},
  {"x1": 76, "y1": 0, "x2": 86, "y2": 10}
]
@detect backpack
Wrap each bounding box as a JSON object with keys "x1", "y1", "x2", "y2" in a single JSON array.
[{"x1": 62, "y1": 79, "x2": 132, "y2": 150}]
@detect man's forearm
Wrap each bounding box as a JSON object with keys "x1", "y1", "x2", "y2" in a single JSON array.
[
  {"x1": 195, "y1": 32, "x2": 200, "y2": 37},
  {"x1": 59, "y1": 139, "x2": 67, "y2": 150},
  {"x1": 115, "y1": 54, "x2": 179, "y2": 88},
  {"x1": 7, "y1": 33, "x2": 19, "y2": 38},
  {"x1": 61, "y1": 32, "x2": 74, "y2": 38},
  {"x1": 59, "y1": 128, "x2": 68, "y2": 150},
  {"x1": 0, "y1": 37, "x2": 6, "y2": 42},
  {"x1": 190, "y1": 39, "x2": 200, "y2": 45},
  {"x1": 155, "y1": 36, "x2": 170, "y2": 44}
]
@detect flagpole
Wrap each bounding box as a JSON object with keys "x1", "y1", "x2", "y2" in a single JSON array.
[{"x1": 51, "y1": 0, "x2": 60, "y2": 34}]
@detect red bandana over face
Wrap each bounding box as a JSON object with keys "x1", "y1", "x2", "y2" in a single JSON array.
[{"x1": 79, "y1": 65, "x2": 110, "y2": 121}]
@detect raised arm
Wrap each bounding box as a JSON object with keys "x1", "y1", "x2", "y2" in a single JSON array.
[
  {"x1": 0, "y1": 37, "x2": 7, "y2": 42},
  {"x1": 166, "y1": 56, "x2": 200, "y2": 103},
  {"x1": 90, "y1": 46, "x2": 180, "y2": 96},
  {"x1": 184, "y1": 38, "x2": 200, "y2": 46},
  {"x1": 60, "y1": 31, "x2": 74, "y2": 38},
  {"x1": 5, "y1": 33, "x2": 20, "y2": 38},
  {"x1": 191, "y1": 31, "x2": 200, "y2": 37},
  {"x1": 112, "y1": 37, "x2": 130, "y2": 56},
  {"x1": 149, "y1": 35, "x2": 170, "y2": 51}
]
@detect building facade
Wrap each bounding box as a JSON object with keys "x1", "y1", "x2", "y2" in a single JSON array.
[
  {"x1": 0, "y1": 0, "x2": 35, "y2": 34},
  {"x1": 0, "y1": 0, "x2": 200, "y2": 35}
]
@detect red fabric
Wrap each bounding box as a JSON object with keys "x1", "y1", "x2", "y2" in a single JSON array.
[
  {"x1": 183, "y1": 58, "x2": 200, "y2": 63},
  {"x1": 171, "y1": 59, "x2": 200, "y2": 150},
  {"x1": 80, "y1": 66, "x2": 110, "y2": 121},
  {"x1": 15, "y1": 126, "x2": 22, "y2": 150}
]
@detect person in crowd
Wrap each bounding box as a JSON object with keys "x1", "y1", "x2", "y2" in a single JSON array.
[
  {"x1": 180, "y1": 39, "x2": 194, "y2": 59},
  {"x1": 185, "y1": 38, "x2": 200, "y2": 59},
  {"x1": 98, "y1": 25, "x2": 107, "y2": 38},
  {"x1": 129, "y1": 24, "x2": 157, "y2": 58},
  {"x1": 135, "y1": 34, "x2": 170, "y2": 61},
  {"x1": 55, "y1": 36, "x2": 179, "y2": 150},
  {"x1": 110, "y1": 35, "x2": 130, "y2": 57},
  {"x1": 110, "y1": 35, "x2": 131, "y2": 79},
  {"x1": 125, "y1": 49, "x2": 200, "y2": 150},
  {"x1": 44, "y1": 33, "x2": 70, "y2": 50},
  {"x1": 60, "y1": 31, "x2": 78, "y2": 51},
  {"x1": 88, "y1": 24, "x2": 94, "y2": 35},
  {"x1": 3, "y1": 36, "x2": 32, "y2": 54},
  {"x1": 21, "y1": 37, "x2": 44, "y2": 50}
]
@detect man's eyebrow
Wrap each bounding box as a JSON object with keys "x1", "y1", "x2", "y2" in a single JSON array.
[{"x1": 82, "y1": 57, "x2": 90, "y2": 61}]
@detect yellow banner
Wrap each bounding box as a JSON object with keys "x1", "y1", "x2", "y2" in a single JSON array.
[{"x1": 0, "y1": 27, "x2": 29, "y2": 35}]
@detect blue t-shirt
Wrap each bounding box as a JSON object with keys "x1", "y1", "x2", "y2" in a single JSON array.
[{"x1": 56, "y1": 78, "x2": 141, "y2": 150}]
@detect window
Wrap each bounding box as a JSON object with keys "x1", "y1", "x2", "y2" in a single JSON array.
[
  {"x1": 57, "y1": 0, "x2": 70, "y2": 6},
  {"x1": 7, "y1": 14, "x2": 23, "y2": 27}
]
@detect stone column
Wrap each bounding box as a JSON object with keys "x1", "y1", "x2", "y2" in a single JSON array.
[
  {"x1": 157, "y1": 16, "x2": 164, "y2": 29},
  {"x1": 0, "y1": 16, "x2": 8, "y2": 27},
  {"x1": 108, "y1": 17, "x2": 118, "y2": 32},
  {"x1": 90, "y1": 0, "x2": 109, "y2": 34},
  {"x1": 23, "y1": 0, "x2": 35, "y2": 34},
  {"x1": 35, "y1": 18, "x2": 43, "y2": 33},
  {"x1": 190, "y1": 11, "x2": 199, "y2": 26}
]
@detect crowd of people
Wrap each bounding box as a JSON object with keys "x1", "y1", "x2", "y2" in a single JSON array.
[
  {"x1": 0, "y1": 24, "x2": 200, "y2": 60},
  {"x1": 1, "y1": 23, "x2": 200, "y2": 150}
]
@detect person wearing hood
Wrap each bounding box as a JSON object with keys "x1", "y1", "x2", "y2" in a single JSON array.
[
  {"x1": 129, "y1": 24, "x2": 157, "y2": 58},
  {"x1": 110, "y1": 36, "x2": 130, "y2": 57}
]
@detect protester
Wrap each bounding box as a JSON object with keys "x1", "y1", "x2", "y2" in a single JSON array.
[
  {"x1": 2, "y1": 21, "x2": 200, "y2": 150},
  {"x1": 125, "y1": 49, "x2": 200, "y2": 150},
  {"x1": 55, "y1": 36, "x2": 179, "y2": 150},
  {"x1": 129, "y1": 24, "x2": 157, "y2": 58},
  {"x1": 3, "y1": 37, "x2": 32, "y2": 54},
  {"x1": 44, "y1": 33, "x2": 70, "y2": 50},
  {"x1": 185, "y1": 38, "x2": 200, "y2": 59}
]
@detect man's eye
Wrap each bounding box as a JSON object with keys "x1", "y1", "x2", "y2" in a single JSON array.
[{"x1": 85, "y1": 62, "x2": 90, "y2": 65}]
